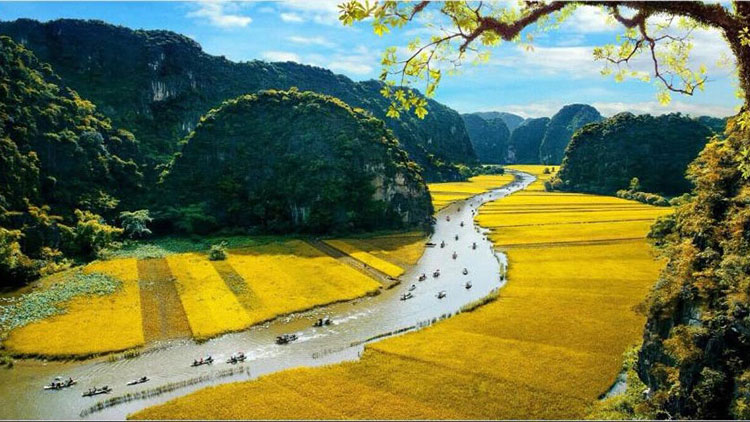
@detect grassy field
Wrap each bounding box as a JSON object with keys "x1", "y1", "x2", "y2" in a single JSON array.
[
  {"x1": 133, "y1": 165, "x2": 667, "y2": 419},
  {"x1": 328, "y1": 232, "x2": 427, "y2": 270},
  {"x1": 2, "y1": 239, "x2": 384, "y2": 356},
  {"x1": 427, "y1": 174, "x2": 514, "y2": 210}
]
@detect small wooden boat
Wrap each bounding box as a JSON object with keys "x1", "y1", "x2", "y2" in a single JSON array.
[
  {"x1": 462, "y1": 268, "x2": 468, "y2": 275},
  {"x1": 446, "y1": 216, "x2": 451, "y2": 221},
  {"x1": 418, "y1": 273, "x2": 427, "y2": 282},
  {"x1": 408, "y1": 284, "x2": 416, "y2": 291},
  {"x1": 460, "y1": 221, "x2": 464, "y2": 227},
  {"x1": 227, "y1": 353, "x2": 247, "y2": 364},
  {"x1": 437, "y1": 291, "x2": 447, "y2": 299},
  {"x1": 472, "y1": 242, "x2": 477, "y2": 250},
  {"x1": 82, "y1": 386, "x2": 112, "y2": 397},
  {"x1": 440, "y1": 241, "x2": 446, "y2": 248},
  {"x1": 455, "y1": 235, "x2": 459, "y2": 241},
  {"x1": 465, "y1": 281, "x2": 472, "y2": 289},
  {"x1": 44, "y1": 377, "x2": 77, "y2": 390},
  {"x1": 191, "y1": 356, "x2": 214, "y2": 367},
  {"x1": 433, "y1": 269, "x2": 441, "y2": 278},
  {"x1": 126, "y1": 376, "x2": 149, "y2": 386},
  {"x1": 452, "y1": 252, "x2": 458, "y2": 260},
  {"x1": 400, "y1": 292, "x2": 414, "y2": 301},
  {"x1": 276, "y1": 333, "x2": 298, "y2": 345},
  {"x1": 313, "y1": 317, "x2": 332, "y2": 327},
  {"x1": 425, "y1": 242, "x2": 436, "y2": 247}
]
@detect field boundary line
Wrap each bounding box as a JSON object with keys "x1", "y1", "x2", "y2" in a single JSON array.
[{"x1": 305, "y1": 239, "x2": 399, "y2": 287}]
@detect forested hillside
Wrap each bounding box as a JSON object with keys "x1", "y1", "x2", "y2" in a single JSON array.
[
  {"x1": 162, "y1": 89, "x2": 432, "y2": 234},
  {"x1": 539, "y1": 104, "x2": 602, "y2": 164},
  {"x1": 0, "y1": 18, "x2": 476, "y2": 181},
  {"x1": 506, "y1": 117, "x2": 550, "y2": 164},
  {"x1": 549, "y1": 113, "x2": 714, "y2": 197},
  {"x1": 0, "y1": 36, "x2": 142, "y2": 285},
  {"x1": 461, "y1": 113, "x2": 510, "y2": 164}
]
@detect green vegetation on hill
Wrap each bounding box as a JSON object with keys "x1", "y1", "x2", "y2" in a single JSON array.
[
  {"x1": 0, "y1": 18, "x2": 476, "y2": 181},
  {"x1": 507, "y1": 117, "x2": 550, "y2": 164},
  {"x1": 161, "y1": 89, "x2": 432, "y2": 234},
  {"x1": 539, "y1": 104, "x2": 602, "y2": 164},
  {"x1": 549, "y1": 113, "x2": 713, "y2": 197},
  {"x1": 633, "y1": 115, "x2": 750, "y2": 419},
  {"x1": 461, "y1": 113, "x2": 509, "y2": 164},
  {"x1": 0, "y1": 35, "x2": 142, "y2": 286},
  {"x1": 472, "y1": 111, "x2": 526, "y2": 132}
]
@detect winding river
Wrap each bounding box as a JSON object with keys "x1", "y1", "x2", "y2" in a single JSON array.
[{"x1": 0, "y1": 171, "x2": 535, "y2": 420}]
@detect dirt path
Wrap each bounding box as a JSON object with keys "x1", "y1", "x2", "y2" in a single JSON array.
[
  {"x1": 305, "y1": 239, "x2": 399, "y2": 288},
  {"x1": 137, "y1": 258, "x2": 192, "y2": 342}
]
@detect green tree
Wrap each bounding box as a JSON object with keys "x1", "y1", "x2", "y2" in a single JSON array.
[{"x1": 119, "y1": 209, "x2": 153, "y2": 239}]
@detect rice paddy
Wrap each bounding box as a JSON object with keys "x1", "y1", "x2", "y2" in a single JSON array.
[
  {"x1": 133, "y1": 165, "x2": 669, "y2": 419},
  {"x1": 1, "y1": 239, "x2": 385, "y2": 356},
  {"x1": 427, "y1": 174, "x2": 515, "y2": 210}
]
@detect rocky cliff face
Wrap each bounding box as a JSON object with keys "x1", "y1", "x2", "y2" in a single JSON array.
[
  {"x1": 162, "y1": 89, "x2": 433, "y2": 234},
  {"x1": 0, "y1": 18, "x2": 476, "y2": 181},
  {"x1": 539, "y1": 104, "x2": 602, "y2": 164},
  {"x1": 506, "y1": 117, "x2": 549, "y2": 164},
  {"x1": 461, "y1": 113, "x2": 510, "y2": 164}
]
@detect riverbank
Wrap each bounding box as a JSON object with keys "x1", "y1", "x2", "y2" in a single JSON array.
[
  {"x1": 132, "y1": 167, "x2": 669, "y2": 419},
  {"x1": 1, "y1": 233, "x2": 426, "y2": 358}
]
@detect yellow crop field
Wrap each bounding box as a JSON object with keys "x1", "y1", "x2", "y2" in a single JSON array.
[
  {"x1": 323, "y1": 239, "x2": 405, "y2": 278},
  {"x1": 4, "y1": 238, "x2": 382, "y2": 356},
  {"x1": 227, "y1": 240, "x2": 381, "y2": 324},
  {"x1": 5, "y1": 259, "x2": 144, "y2": 356},
  {"x1": 134, "y1": 165, "x2": 668, "y2": 420},
  {"x1": 328, "y1": 232, "x2": 427, "y2": 272},
  {"x1": 428, "y1": 174, "x2": 514, "y2": 210},
  {"x1": 166, "y1": 254, "x2": 253, "y2": 340}
]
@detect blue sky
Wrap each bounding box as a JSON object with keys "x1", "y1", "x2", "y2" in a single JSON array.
[{"x1": 0, "y1": 1, "x2": 740, "y2": 117}]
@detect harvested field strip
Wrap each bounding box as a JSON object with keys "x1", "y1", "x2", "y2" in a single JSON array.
[
  {"x1": 137, "y1": 258, "x2": 192, "y2": 342},
  {"x1": 327, "y1": 232, "x2": 426, "y2": 271},
  {"x1": 3, "y1": 259, "x2": 145, "y2": 357},
  {"x1": 166, "y1": 254, "x2": 253, "y2": 340},
  {"x1": 323, "y1": 239, "x2": 405, "y2": 278},
  {"x1": 211, "y1": 260, "x2": 262, "y2": 312}
]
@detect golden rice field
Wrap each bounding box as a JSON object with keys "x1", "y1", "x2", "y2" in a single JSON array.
[
  {"x1": 427, "y1": 174, "x2": 514, "y2": 211},
  {"x1": 323, "y1": 239, "x2": 406, "y2": 278},
  {"x1": 331, "y1": 232, "x2": 427, "y2": 270},
  {"x1": 133, "y1": 165, "x2": 669, "y2": 419},
  {"x1": 3, "y1": 239, "x2": 383, "y2": 356}
]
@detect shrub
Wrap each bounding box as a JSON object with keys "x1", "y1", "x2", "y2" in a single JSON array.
[
  {"x1": 119, "y1": 209, "x2": 153, "y2": 239},
  {"x1": 208, "y1": 242, "x2": 227, "y2": 261},
  {"x1": 63, "y1": 210, "x2": 123, "y2": 258}
]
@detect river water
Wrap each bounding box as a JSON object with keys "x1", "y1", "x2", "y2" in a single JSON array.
[{"x1": 0, "y1": 171, "x2": 535, "y2": 420}]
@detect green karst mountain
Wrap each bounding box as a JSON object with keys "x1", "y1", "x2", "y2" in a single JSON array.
[
  {"x1": 472, "y1": 111, "x2": 526, "y2": 132},
  {"x1": 507, "y1": 117, "x2": 550, "y2": 164},
  {"x1": 162, "y1": 89, "x2": 432, "y2": 234},
  {"x1": 539, "y1": 104, "x2": 602, "y2": 164},
  {"x1": 0, "y1": 18, "x2": 476, "y2": 182},
  {"x1": 0, "y1": 35, "x2": 142, "y2": 284},
  {"x1": 461, "y1": 113, "x2": 510, "y2": 164},
  {"x1": 551, "y1": 113, "x2": 714, "y2": 197}
]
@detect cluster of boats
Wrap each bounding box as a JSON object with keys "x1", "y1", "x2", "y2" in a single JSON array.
[
  {"x1": 44, "y1": 375, "x2": 148, "y2": 397},
  {"x1": 276, "y1": 333, "x2": 298, "y2": 345}
]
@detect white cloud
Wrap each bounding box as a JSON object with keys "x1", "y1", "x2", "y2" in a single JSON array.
[
  {"x1": 287, "y1": 35, "x2": 335, "y2": 48},
  {"x1": 562, "y1": 5, "x2": 616, "y2": 34},
  {"x1": 261, "y1": 50, "x2": 300, "y2": 62},
  {"x1": 187, "y1": 1, "x2": 252, "y2": 28},
  {"x1": 327, "y1": 60, "x2": 373, "y2": 75},
  {"x1": 280, "y1": 12, "x2": 304, "y2": 23},
  {"x1": 280, "y1": 0, "x2": 341, "y2": 26}
]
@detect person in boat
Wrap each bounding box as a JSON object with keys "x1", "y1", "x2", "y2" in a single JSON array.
[
  {"x1": 460, "y1": 221, "x2": 464, "y2": 227},
  {"x1": 455, "y1": 234, "x2": 459, "y2": 240},
  {"x1": 440, "y1": 240, "x2": 445, "y2": 248},
  {"x1": 452, "y1": 251, "x2": 457, "y2": 259}
]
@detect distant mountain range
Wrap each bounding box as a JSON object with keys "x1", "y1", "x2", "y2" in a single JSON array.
[{"x1": 463, "y1": 105, "x2": 727, "y2": 165}]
